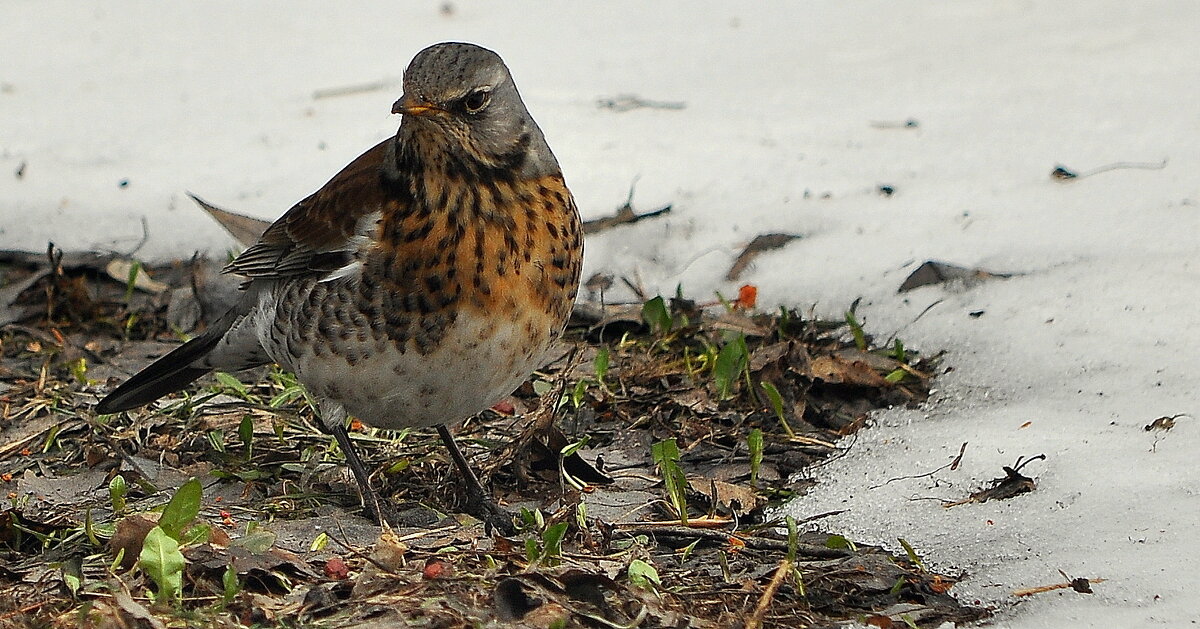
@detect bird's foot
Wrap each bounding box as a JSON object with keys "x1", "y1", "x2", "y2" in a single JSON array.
[
  {"x1": 365, "y1": 500, "x2": 444, "y2": 529},
  {"x1": 462, "y1": 486, "x2": 517, "y2": 536}
]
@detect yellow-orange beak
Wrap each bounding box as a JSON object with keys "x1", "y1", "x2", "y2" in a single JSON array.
[{"x1": 392, "y1": 94, "x2": 441, "y2": 117}]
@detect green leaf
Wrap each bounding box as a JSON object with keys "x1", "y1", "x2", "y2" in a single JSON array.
[
  {"x1": 570, "y1": 379, "x2": 588, "y2": 409},
  {"x1": 760, "y1": 381, "x2": 784, "y2": 419},
  {"x1": 593, "y1": 346, "x2": 610, "y2": 387},
  {"x1": 898, "y1": 537, "x2": 926, "y2": 572},
  {"x1": 140, "y1": 526, "x2": 185, "y2": 602},
  {"x1": 68, "y1": 357, "x2": 89, "y2": 384},
  {"x1": 180, "y1": 524, "x2": 212, "y2": 546},
  {"x1": 785, "y1": 516, "x2": 800, "y2": 563},
  {"x1": 575, "y1": 502, "x2": 588, "y2": 529},
  {"x1": 109, "y1": 548, "x2": 126, "y2": 573},
  {"x1": 207, "y1": 430, "x2": 226, "y2": 453},
  {"x1": 62, "y1": 559, "x2": 82, "y2": 596},
  {"x1": 844, "y1": 310, "x2": 866, "y2": 351},
  {"x1": 158, "y1": 478, "x2": 202, "y2": 541},
  {"x1": 890, "y1": 338, "x2": 906, "y2": 362},
  {"x1": 108, "y1": 475, "x2": 128, "y2": 514},
  {"x1": 627, "y1": 559, "x2": 661, "y2": 590},
  {"x1": 222, "y1": 564, "x2": 241, "y2": 605},
  {"x1": 213, "y1": 371, "x2": 250, "y2": 399},
  {"x1": 651, "y1": 438, "x2": 689, "y2": 525},
  {"x1": 540, "y1": 522, "x2": 569, "y2": 565},
  {"x1": 560, "y1": 436, "x2": 590, "y2": 459},
  {"x1": 748, "y1": 428, "x2": 764, "y2": 487},
  {"x1": 713, "y1": 334, "x2": 749, "y2": 400},
  {"x1": 124, "y1": 259, "x2": 141, "y2": 305},
  {"x1": 884, "y1": 368, "x2": 907, "y2": 383},
  {"x1": 238, "y1": 414, "x2": 254, "y2": 457},
  {"x1": 825, "y1": 534, "x2": 857, "y2": 551},
  {"x1": 525, "y1": 537, "x2": 540, "y2": 562},
  {"x1": 232, "y1": 528, "x2": 277, "y2": 554},
  {"x1": 759, "y1": 381, "x2": 796, "y2": 437},
  {"x1": 268, "y1": 385, "x2": 306, "y2": 408},
  {"x1": 531, "y1": 379, "x2": 554, "y2": 396},
  {"x1": 641, "y1": 296, "x2": 672, "y2": 334},
  {"x1": 680, "y1": 539, "x2": 700, "y2": 563}
]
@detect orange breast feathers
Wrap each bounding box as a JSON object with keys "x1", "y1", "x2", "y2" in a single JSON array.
[{"x1": 372, "y1": 173, "x2": 583, "y2": 321}]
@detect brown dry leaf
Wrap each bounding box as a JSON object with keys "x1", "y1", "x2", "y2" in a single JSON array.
[
  {"x1": 688, "y1": 477, "x2": 765, "y2": 515},
  {"x1": 726, "y1": 233, "x2": 801, "y2": 281},
  {"x1": 711, "y1": 310, "x2": 772, "y2": 337},
  {"x1": 946, "y1": 456, "x2": 1043, "y2": 507},
  {"x1": 581, "y1": 204, "x2": 671, "y2": 235},
  {"x1": 810, "y1": 355, "x2": 891, "y2": 388},
  {"x1": 113, "y1": 590, "x2": 167, "y2": 629},
  {"x1": 109, "y1": 512, "x2": 161, "y2": 570},
  {"x1": 898, "y1": 260, "x2": 1013, "y2": 292},
  {"x1": 105, "y1": 259, "x2": 169, "y2": 294},
  {"x1": 1144, "y1": 415, "x2": 1181, "y2": 432}
]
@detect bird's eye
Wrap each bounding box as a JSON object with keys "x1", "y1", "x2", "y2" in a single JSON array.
[{"x1": 463, "y1": 88, "x2": 491, "y2": 113}]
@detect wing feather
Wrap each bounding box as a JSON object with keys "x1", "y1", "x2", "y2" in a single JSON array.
[{"x1": 222, "y1": 139, "x2": 394, "y2": 281}]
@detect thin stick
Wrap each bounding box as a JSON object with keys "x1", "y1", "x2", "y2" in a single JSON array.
[{"x1": 746, "y1": 557, "x2": 794, "y2": 629}]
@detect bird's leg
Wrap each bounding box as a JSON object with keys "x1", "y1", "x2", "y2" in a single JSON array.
[
  {"x1": 328, "y1": 420, "x2": 389, "y2": 523},
  {"x1": 437, "y1": 425, "x2": 516, "y2": 535},
  {"x1": 319, "y1": 401, "x2": 395, "y2": 524}
]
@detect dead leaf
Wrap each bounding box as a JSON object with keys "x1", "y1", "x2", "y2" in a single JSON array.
[
  {"x1": 946, "y1": 455, "x2": 1044, "y2": 507},
  {"x1": 582, "y1": 203, "x2": 671, "y2": 234},
  {"x1": 109, "y1": 513, "x2": 161, "y2": 570},
  {"x1": 726, "y1": 233, "x2": 801, "y2": 281},
  {"x1": 810, "y1": 355, "x2": 891, "y2": 388},
  {"x1": 105, "y1": 259, "x2": 168, "y2": 294},
  {"x1": 1145, "y1": 415, "x2": 1183, "y2": 431},
  {"x1": 113, "y1": 590, "x2": 167, "y2": 629},
  {"x1": 898, "y1": 260, "x2": 1012, "y2": 292},
  {"x1": 688, "y1": 477, "x2": 765, "y2": 515}
]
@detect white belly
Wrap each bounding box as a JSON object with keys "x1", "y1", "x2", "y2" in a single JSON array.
[{"x1": 257, "y1": 297, "x2": 554, "y2": 429}]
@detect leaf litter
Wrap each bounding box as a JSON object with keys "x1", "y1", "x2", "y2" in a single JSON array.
[{"x1": 0, "y1": 244, "x2": 990, "y2": 627}]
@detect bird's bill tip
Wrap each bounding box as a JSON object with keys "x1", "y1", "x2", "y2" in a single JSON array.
[{"x1": 392, "y1": 95, "x2": 440, "y2": 116}]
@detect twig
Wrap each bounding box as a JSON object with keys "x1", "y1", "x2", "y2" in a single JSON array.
[
  {"x1": 0, "y1": 601, "x2": 49, "y2": 622},
  {"x1": 870, "y1": 442, "x2": 967, "y2": 489},
  {"x1": 616, "y1": 518, "x2": 733, "y2": 530},
  {"x1": 582, "y1": 204, "x2": 672, "y2": 234},
  {"x1": 1013, "y1": 570, "x2": 1105, "y2": 597},
  {"x1": 619, "y1": 275, "x2": 647, "y2": 302},
  {"x1": 123, "y1": 217, "x2": 151, "y2": 257},
  {"x1": 582, "y1": 176, "x2": 671, "y2": 234},
  {"x1": 613, "y1": 525, "x2": 849, "y2": 557},
  {"x1": 1052, "y1": 159, "x2": 1167, "y2": 181},
  {"x1": 746, "y1": 557, "x2": 794, "y2": 629}
]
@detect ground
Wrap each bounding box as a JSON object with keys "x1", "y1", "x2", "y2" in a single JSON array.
[{"x1": 1, "y1": 248, "x2": 987, "y2": 627}]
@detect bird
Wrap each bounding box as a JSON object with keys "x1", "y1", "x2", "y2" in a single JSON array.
[{"x1": 95, "y1": 42, "x2": 584, "y2": 533}]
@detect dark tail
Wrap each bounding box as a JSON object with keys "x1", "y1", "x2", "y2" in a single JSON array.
[{"x1": 95, "y1": 332, "x2": 222, "y2": 414}]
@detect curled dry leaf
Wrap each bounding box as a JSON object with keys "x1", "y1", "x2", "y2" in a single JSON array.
[{"x1": 726, "y1": 233, "x2": 801, "y2": 281}]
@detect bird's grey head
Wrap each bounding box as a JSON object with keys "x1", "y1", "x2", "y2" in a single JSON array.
[{"x1": 392, "y1": 42, "x2": 558, "y2": 179}]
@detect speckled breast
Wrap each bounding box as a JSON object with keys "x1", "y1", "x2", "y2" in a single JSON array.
[{"x1": 259, "y1": 173, "x2": 582, "y2": 429}]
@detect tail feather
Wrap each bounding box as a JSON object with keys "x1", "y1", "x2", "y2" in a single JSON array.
[{"x1": 95, "y1": 333, "x2": 222, "y2": 414}]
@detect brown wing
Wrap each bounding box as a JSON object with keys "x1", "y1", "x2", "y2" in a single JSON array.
[{"x1": 223, "y1": 138, "x2": 393, "y2": 280}]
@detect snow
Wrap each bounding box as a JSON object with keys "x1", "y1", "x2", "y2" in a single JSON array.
[{"x1": 3, "y1": 1, "x2": 1198, "y2": 626}]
